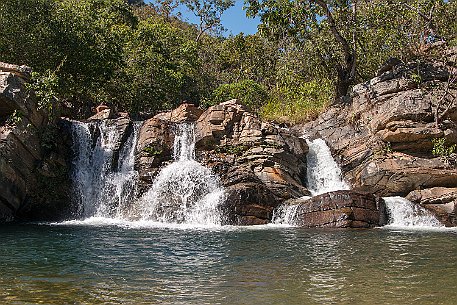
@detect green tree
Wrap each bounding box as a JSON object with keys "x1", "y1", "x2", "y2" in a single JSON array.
[
  {"x1": 0, "y1": 0, "x2": 136, "y2": 116},
  {"x1": 246, "y1": 0, "x2": 358, "y2": 100},
  {"x1": 109, "y1": 18, "x2": 200, "y2": 113},
  {"x1": 212, "y1": 79, "x2": 269, "y2": 110},
  {"x1": 181, "y1": 0, "x2": 235, "y2": 42}
]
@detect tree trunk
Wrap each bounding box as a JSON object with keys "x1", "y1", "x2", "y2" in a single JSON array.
[{"x1": 336, "y1": 65, "x2": 352, "y2": 101}]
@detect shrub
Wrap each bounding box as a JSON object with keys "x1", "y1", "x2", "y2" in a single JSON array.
[
  {"x1": 261, "y1": 79, "x2": 333, "y2": 124},
  {"x1": 211, "y1": 80, "x2": 269, "y2": 111},
  {"x1": 432, "y1": 137, "x2": 456, "y2": 158}
]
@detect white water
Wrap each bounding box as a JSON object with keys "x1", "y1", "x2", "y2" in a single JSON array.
[
  {"x1": 70, "y1": 122, "x2": 224, "y2": 227},
  {"x1": 138, "y1": 124, "x2": 225, "y2": 225},
  {"x1": 70, "y1": 121, "x2": 140, "y2": 218},
  {"x1": 273, "y1": 138, "x2": 349, "y2": 224},
  {"x1": 306, "y1": 138, "x2": 350, "y2": 196},
  {"x1": 383, "y1": 197, "x2": 443, "y2": 229},
  {"x1": 69, "y1": 121, "x2": 448, "y2": 230}
]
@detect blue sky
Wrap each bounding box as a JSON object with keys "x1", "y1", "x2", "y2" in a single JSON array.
[
  {"x1": 219, "y1": 1, "x2": 261, "y2": 36},
  {"x1": 147, "y1": 1, "x2": 260, "y2": 36}
]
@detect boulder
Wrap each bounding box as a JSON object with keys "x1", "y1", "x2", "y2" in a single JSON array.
[
  {"x1": 135, "y1": 118, "x2": 174, "y2": 184},
  {"x1": 134, "y1": 99, "x2": 310, "y2": 225},
  {"x1": 0, "y1": 62, "x2": 31, "y2": 80},
  {"x1": 406, "y1": 187, "x2": 457, "y2": 226},
  {"x1": 356, "y1": 153, "x2": 457, "y2": 196},
  {"x1": 87, "y1": 108, "x2": 114, "y2": 121},
  {"x1": 154, "y1": 103, "x2": 203, "y2": 123},
  {"x1": 281, "y1": 190, "x2": 387, "y2": 228},
  {"x1": 194, "y1": 100, "x2": 310, "y2": 224}
]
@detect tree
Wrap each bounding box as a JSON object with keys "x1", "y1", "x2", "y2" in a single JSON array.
[
  {"x1": 128, "y1": 0, "x2": 145, "y2": 5},
  {"x1": 181, "y1": 0, "x2": 235, "y2": 42},
  {"x1": 0, "y1": 0, "x2": 137, "y2": 116},
  {"x1": 109, "y1": 18, "x2": 200, "y2": 113},
  {"x1": 246, "y1": 0, "x2": 358, "y2": 101}
]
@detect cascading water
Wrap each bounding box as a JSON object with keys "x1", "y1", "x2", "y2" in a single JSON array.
[
  {"x1": 306, "y1": 138, "x2": 350, "y2": 195},
  {"x1": 70, "y1": 120, "x2": 140, "y2": 219},
  {"x1": 70, "y1": 121, "x2": 224, "y2": 226},
  {"x1": 137, "y1": 123, "x2": 225, "y2": 225},
  {"x1": 383, "y1": 197, "x2": 443, "y2": 228},
  {"x1": 273, "y1": 138, "x2": 349, "y2": 224}
]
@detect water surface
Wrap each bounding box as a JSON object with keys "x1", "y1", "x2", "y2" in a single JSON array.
[{"x1": 1, "y1": 224, "x2": 457, "y2": 304}]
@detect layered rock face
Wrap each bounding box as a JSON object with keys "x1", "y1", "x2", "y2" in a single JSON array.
[
  {"x1": 300, "y1": 51, "x2": 457, "y2": 225},
  {"x1": 406, "y1": 187, "x2": 457, "y2": 226},
  {"x1": 135, "y1": 101, "x2": 310, "y2": 225},
  {"x1": 0, "y1": 65, "x2": 72, "y2": 222},
  {"x1": 282, "y1": 190, "x2": 387, "y2": 228}
]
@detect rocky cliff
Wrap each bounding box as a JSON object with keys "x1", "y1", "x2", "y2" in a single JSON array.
[
  {"x1": 3, "y1": 50, "x2": 456, "y2": 228},
  {"x1": 0, "y1": 63, "x2": 73, "y2": 222},
  {"x1": 135, "y1": 101, "x2": 310, "y2": 225},
  {"x1": 300, "y1": 48, "x2": 457, "y2": 226}
]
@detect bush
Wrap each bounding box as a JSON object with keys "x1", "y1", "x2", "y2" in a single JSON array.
[
  {"x1": 432, "y1": 138, "x2": 456, "y2": 158},
  {"x1": 261, "y1": 79, "x2": 333, "y2": 124},
  {"x1": 211, "y1": 80, "x2": 269, "y2": 111}
]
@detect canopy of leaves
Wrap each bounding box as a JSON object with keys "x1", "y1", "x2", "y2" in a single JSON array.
[{"x1": 1, "y1": 0, "x2": 455, "y2": 123}]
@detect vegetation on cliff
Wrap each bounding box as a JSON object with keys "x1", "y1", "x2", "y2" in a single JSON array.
[{"x1": 0, "y1": 0, "x2": 456, "y2": 122}]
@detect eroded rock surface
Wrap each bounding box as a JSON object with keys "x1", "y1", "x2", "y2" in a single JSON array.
[
  {"x1": 0, "y1": 68, "x2": 73, "y2": 222},
  {"x1": 406, "y1": 187, "x2": 457, "y2": 226},
  {"x1": 298, "y1": 51, "x2": 457, "y2": 226},
  {"x1": 135, "y1": 100, "x2": 310, "y2": 225},
  {"x1": 301, "y1": 58, "x2": 457, "y2": 198},
  {"x1": 281, "y1": 190, "x2": 387, "y2": 228}
]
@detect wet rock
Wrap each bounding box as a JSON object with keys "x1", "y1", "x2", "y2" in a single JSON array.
[
  {"x1": 406, "y1": 187, "x2": 457, "y2": 226},
  {"x1": 134, "y1": 100, "x2": 310, "y2": 225},
  {"x1": 135, "y1": 118, "x2": 174, "y2": 184},
  {"x1": 283, "y1": 190, "x2": 387, "y2": 228},
  {"x1": 194, "y1": 100, "x2": 310, "y2": 224}
]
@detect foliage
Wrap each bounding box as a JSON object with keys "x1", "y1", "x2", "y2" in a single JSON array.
[
  {"x1": 432, "y1": 138, "x2": 456, "y2": 158},
  {"x1": 180, "y1": 0, "x2": 235, "y2": 41},
  {"x1": 246, "y1": 0, "x2": 456, "y2": 100},
  {"x1": 211, "y1": 80, "x2": 269, "y2": 110},
  {"x1": 215, "y1": 144, "x2": 250, "y2": 156},
  {"x1": 26, "y1": 70, "x2": 60, "y2": 117},
  {"x1": 0, "y1": 0, "x2": 135, "y2": 115},
  {"x1": 1, "y1": 0, "x2": 456, "y2": 123},
  {"x1": 144, "y1": 145, "x2": 163, "y2": 156},
  {"x1": 6, "y1": 110, "x2": 23, "y2": 127},
  {"x1": 261, "y1": 79, "x2": 333, "y2": 124},
  {"x1": 109, "y1": 17, "x2": 200, "y2": 113}
]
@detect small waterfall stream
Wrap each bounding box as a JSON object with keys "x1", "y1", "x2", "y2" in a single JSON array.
[
  {"x1": 273, "y1": 138, "x2": 350, "y2": 224},
  {"x1": 70, "y1": 121, "x2": 139, "y2": 219},
  {"x1": 69, "y1": 120, "x2": 443, "y2": 229},
  {"x1": 138, "y1": 124, "x2": 224, "y2": 225},
  {"x1": 306, "y1": 139, "x2": 350, "y2": 195},
  {"x1": 383, "y1": 197, "x2": 443, "y2": 228}
]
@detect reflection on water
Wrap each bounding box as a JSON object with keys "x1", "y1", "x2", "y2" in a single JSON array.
[{"x1": 1, "y1": 225, "x2": 457, "y2": 304}]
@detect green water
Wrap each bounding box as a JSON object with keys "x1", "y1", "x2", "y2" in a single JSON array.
[{"x1": 1, "y1": 224, "x2": 456, "y2": 305}]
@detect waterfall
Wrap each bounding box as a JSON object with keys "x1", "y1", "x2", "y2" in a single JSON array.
[
  {"x1": 70, "y1": 121, "x2": 224, "y2": 226},
  {"x1": 383, "y1": 197, "x2": 443, "y2": 228},
  {"x1": 70, "y1": 120, "x2": 139, "y2": 219},
  {"x1": 272, "y1": 204, "x2": 301, "y2": 226},
  {"x1": 138, "y1": 123, "x2": 224, "y2": 225},
  {"x1": 306, "y1": 138, "x2": 350, "y2": 196},
  {"x1": 273, "y1": 138, "x2": 349, "y2": 224}
]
